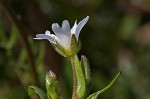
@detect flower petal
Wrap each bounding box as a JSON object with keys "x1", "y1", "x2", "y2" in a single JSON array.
[
  {"x1": 52, "y1": 22, "x2": 71, "y2": 49},
  {"x1": 62, "y1": 20, "x2": 71, "y2": 35},
  {"x1": 34, "y1": 34, "x2": 56, "y2": 44},
  {"x1": 45, "y1": 30, "x2": 51, "y2": 36},
  {"x1": 52, "y1": 23, "x2": 65, "y2": 40},
  {"x1": 71, "y1": 20, "x2": 78, "y2": 34},
  {"x1": 75, "y1": 16, "x2": 89, "y2": 40},
  {"x1": 52, "y1": 23, "x2": 64, "y2": 35}
]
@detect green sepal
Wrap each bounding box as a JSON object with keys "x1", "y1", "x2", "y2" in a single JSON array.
[
  {"x1": 77, "y1": 40, "x2": 82, "y2": 53},
  {"x1": 28, "y1": 86, "x2": 48, "y2": 99},
  {"x1": 81, "y1": 55, "x2": 92, "y2": 97},
  {"x1": 52, "y1": 42, "x2": 74, "y2": 58},
  {"x1": 71, "y1": 54, "x2": 86, "y2": 98},
  {"x1": 46, "y1": 71, "x2": 61, "y2": 99},
  {"x1": 71, "y1": 35, "x2": 81, "y2": 54},
  {"x1": 87, "y1": 72, "x2": 121, "y2": 99},
  {"x1": 51, "y1": 44, "x2": 67, "y2": 57},
  {"x1": 51, "y1": 35, "x2": 80, "y2": 58}
]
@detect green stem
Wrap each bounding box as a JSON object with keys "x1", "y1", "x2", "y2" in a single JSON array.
[
  {"x1": 70, "y1": 54, "x2": 86, "y2": 99},
  {"x1": 70, "y1": 55, "x2": 77, "y2": 99}
]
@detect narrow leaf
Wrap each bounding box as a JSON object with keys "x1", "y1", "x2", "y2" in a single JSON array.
[
  {"x1": 81, "y1": 55, "x2": 91, "y2": 85},
  {"x1": 81, "y1": 55, "x2": 92, "y2": 96},
  {"x1": 28, "y1": 86, "x2": 48, "y2": 99},
  {"x1": 87, "y1": 72, "x2": 121, "y2": 99}
]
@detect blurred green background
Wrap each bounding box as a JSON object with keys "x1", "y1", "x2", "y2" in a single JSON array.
[{"x1": 0, "y1": 0, "x2": 150, "y2": 99}]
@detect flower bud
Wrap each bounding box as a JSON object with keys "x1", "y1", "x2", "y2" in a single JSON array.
[{"x1": 45, "y1": 71, "x2": 60, "y2": 99}]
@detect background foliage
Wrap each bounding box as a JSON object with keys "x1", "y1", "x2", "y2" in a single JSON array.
[{"x1": 0, "y1": 0, "x2": 150, "y2": 99}]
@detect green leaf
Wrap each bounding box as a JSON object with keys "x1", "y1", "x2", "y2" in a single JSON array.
[
  {"x1": 87, "y1": 72, "x2": 121, "y2": 99},
  {"x1": 28, "y1": 86, "x2": 48, "y2": 99},
  {"x1": 81, "y1": 55, "x2": 92, "y2": 96}
]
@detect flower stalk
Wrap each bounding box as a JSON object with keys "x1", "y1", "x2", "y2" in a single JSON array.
[{"x1": 70, "y1": 54, "x2": 86, "y2": 99}]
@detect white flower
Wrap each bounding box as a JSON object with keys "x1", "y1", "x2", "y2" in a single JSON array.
[{"x1": 34, "y1": 16, "x2": 89, "y2": 50}]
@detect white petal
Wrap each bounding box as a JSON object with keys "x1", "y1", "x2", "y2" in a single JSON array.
[
  {"x1": 45, "y1": 30, "x2": 51, "y2": 36},
  {"x1": 52, "y1": 22, "x2": 71, "y2": 49},
  {"x1": 33, "y1": 38, "x2": 44, "y2": 40},
  {"x1": 52, "y1": 23, "x2": 64, "y2": 35},
  {"x1": 49, "y1": 34, "x2": 60, "y2": 42},
  {"x1": 62, "y1": 20, "x2": 70, "y2": 34},
  {"x1": 75, "y1": 16, "x2": 89, "y2": 40},
  {"x1": 34, "y1": 34, "x2": 56, "y2": 44},
  {"x1": 71, "y1": 20, "x2": 78, "y2": 34}
]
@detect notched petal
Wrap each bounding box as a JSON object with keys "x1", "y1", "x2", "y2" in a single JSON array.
[
  {"x1": 62, "y1": 20, "x2": 70, "y2": 34},
  {"x1": 52, "y1": 23, "x2": 63, "y2": 34}
]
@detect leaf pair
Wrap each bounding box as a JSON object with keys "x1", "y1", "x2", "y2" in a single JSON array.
[
  {"x1": 71, "y1": 54, "x2": 92, "y2": 98},
  {"x1": 71, "y1": 54, "x2": 121, "y2": 99}
]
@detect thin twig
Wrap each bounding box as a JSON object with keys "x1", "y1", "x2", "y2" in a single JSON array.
[{"x1": 0, "y1": 0, "x2": 39, "y2": 86}]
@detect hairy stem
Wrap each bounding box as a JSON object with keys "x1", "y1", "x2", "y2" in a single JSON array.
[
  {"x1": 70, "y1": 56, "x2": 77, "y2": 99},
  {"x1": 70, "y1": 54, "x2": 86, "y2": 99}
]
